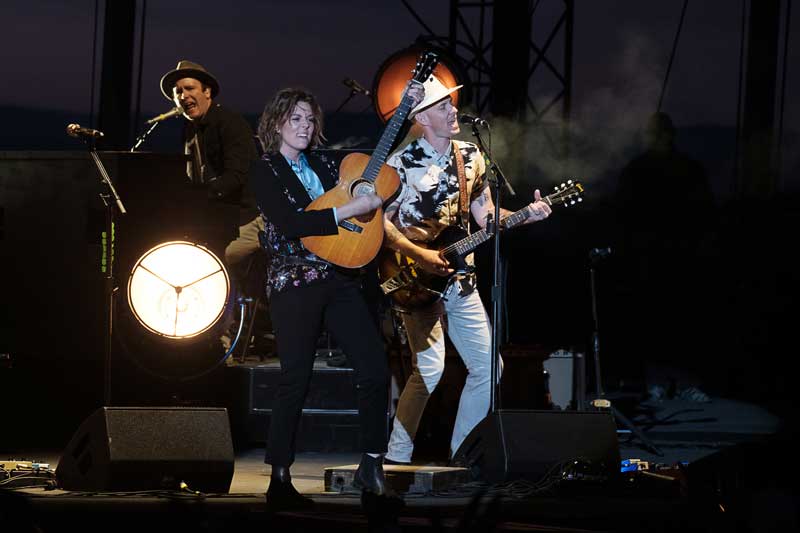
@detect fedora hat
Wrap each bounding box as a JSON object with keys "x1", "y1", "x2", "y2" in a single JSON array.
[
  {"x1": 409, "y1": 74, "x2": 462, "y2": 118},
  {"x1": 160, "y1": 60, "x2": 220, "y2": 101}
]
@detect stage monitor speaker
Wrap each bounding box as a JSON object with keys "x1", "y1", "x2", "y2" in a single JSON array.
[
  {"x1": 56, "y1": 407, "x2": 234, "y2": 493},
  {"x1": 452, "y1": 409, "x2": 620, "y2": 484}
]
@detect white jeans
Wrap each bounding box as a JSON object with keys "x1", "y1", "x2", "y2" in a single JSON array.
[{"x1": 386, "y1": 280, "x2": 502, "y2": 462}]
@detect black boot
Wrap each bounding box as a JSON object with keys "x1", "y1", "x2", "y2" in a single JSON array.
[
  {"x1": 353, "y1": 454, "x2": 399, "y2": 498},
  {"x1": 265, "y1": 465, "x2": 314, "y2": 511}
]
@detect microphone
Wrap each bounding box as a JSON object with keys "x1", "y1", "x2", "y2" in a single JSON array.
[
  {"x1": 459, "y1": 114, "x2": 488, "y2": 127},
  {"x1": 342, "y1": 78, "x2": 370, "y2": 96},
  {"x1": 66, "y1": 123, "x2": 104, "y2": 139},
  {"x1": 145, "y1": 106, "x2": 183, "y2": 124}
]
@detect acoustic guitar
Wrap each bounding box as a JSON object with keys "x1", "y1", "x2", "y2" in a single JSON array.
[
  {"x1": 378, "y1": 180, "x2": 584, "y2": 311},
  {"x1": 300, "y1": 52, "x2": 439, "y2": 268}
]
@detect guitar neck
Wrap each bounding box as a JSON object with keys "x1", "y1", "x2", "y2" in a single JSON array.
[
  {"x1": 363, "y1": 95, "x2": 415, "y2": 182},
  {"x1": 441, "y1": 228, "x2": 493, "y2": 257},
  {"x1": 440, "y1": 206, "x2": 529, "y2": 258},
  {"x1": 498, "y1": 188, "x2": 565, "y2": 229},
  {"x1": 441, "y1": 198, "x2": 557, "y2": 258},
  {"x1": 500, "y1": 205, "x2": 533, "y2": 230}
]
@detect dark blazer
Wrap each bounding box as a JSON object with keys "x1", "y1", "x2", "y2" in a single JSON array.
[
  {"x1": 183, "y1": 103, "x2": 259, "y2": 224},
  {"x1": 249, "y1": 151, "x2": 342, "y2": 293}
]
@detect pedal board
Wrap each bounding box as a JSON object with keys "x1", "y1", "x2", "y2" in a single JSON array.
[
  {"x1": 1, "y1": 459, "x2": 56, "y2": 489},
  {"x1": 1, "y1": 460, "x2": 52, "y2": 471}
]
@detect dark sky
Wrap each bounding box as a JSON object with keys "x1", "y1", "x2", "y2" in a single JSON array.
[
  {"x1": 2, "y1": 0, "x2": 796, "y2": 126},
  {"x1": 1, "y1": 0, "x2": 797, "y2": 196}
]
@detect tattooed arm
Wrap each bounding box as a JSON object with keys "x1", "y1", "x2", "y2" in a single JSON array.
[
  {"x1": 470, "y1": 187, "x2": 552, "y2": 227},
  {"x1": 470, "y1": 187, "x2": 514, "y2": 228}
]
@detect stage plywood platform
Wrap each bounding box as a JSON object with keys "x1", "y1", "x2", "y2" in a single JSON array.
[{"x1": 324, "y1": 463, "x2": 471, "y2": 494}]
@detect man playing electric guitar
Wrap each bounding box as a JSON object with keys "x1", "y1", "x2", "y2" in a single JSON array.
[
  {"x1": 379, "y1": 179, "x2": 582, "y2": 310},
  {"x1": 381, "y1": 74, "x2": 552, "y2": 465}
]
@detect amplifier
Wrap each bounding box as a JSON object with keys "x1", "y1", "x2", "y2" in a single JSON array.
[
  {"x1": 245, "y1": 360, "x2": 358, "y2": 413},
  {"x1": 230, "y1": 359, "x2": 364, "y2": 450}
]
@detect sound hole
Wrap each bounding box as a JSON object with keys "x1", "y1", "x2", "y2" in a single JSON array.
[{"x1": 350, "y1": 179, "x2": 375, "y2": 197}]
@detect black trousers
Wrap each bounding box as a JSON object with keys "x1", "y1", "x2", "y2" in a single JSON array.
[{"x1": 265, "y1": 273, "x2": 389, "y2": 466}]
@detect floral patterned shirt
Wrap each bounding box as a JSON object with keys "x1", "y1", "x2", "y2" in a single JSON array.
[{"x1": 386, "y1": 137, "x2": 488, "y2": 243}]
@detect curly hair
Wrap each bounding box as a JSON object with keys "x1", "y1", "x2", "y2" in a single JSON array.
[{"x1": 257, "y1": 88, "x2": 325, "y2": 153}]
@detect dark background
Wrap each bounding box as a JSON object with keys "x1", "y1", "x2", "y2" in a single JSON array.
[{"x1": 1, "y1": 0, "x2": 798, "y2": 450}]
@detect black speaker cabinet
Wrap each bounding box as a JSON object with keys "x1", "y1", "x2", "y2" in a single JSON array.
[
  {"x1": 56, "y1": 407, "x2": 235, "y2": 493},
  {"x1": 452, "y1": 410, "x2": 620, "y2": 484}
]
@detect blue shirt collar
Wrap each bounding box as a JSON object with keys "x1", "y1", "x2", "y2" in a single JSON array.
[{"x1": 283, "y1": 152, "x2": 308, "y2": 172}]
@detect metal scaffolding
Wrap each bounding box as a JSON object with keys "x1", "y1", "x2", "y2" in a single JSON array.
[{"x1": 401, "y1": 0, "x2": 574, "y2": 125}]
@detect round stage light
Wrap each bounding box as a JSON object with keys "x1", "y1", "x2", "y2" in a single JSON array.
[
  {"x1": 372, "y1": 45, "x2": 470, "y2": 123},
  {"x1": 127, "y1": 241, "x2": 230, "y2": 339}
]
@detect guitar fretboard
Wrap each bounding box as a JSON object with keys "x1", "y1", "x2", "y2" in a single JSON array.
[
  {"x1": 500, "y1": 206, "x2": 533, "y2": 229},
  {"x1": 437, "y1": 186, "x2": 577, "y2": 258},
  {"x1": 449, "y1": 230, "x2": 492, "y2": 256},
  {"x1": 363, "y1": 95, "x2": 415, "y2": 182},
  {"x1": 441, "y1": 202, "x2": 544, "y2": 257}
]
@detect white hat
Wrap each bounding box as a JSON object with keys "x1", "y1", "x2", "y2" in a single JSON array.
[{"x1": 409, "y1": 74, "x2": 463, "y2": 118}]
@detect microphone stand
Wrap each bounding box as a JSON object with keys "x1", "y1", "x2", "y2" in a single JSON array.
[
  {"x1": 587, "y1": 250, "x2": 663, "y2": 456},
  {"x1": 130, "y1": 120, "x2": 160, "y2": 152},
  {"x1": 334, "y1": 89, "x2": 363, "y2": 114},
  {"x1": 468, "y1": 122, "x2": 515, "y2": 413},
  {"x1": 82, "y1": 136, "x2": 127, "y2": 406}
]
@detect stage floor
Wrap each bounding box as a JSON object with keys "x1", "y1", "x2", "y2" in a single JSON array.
[
  {"x1": 1, "y1": 448, "x2": 691, "y2": 533},
  {"x1": 2, "y1": 395, "x2": 789, "y2": 532}
]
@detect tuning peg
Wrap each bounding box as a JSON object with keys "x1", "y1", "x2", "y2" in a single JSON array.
[
  {"x1": 567, "y1": 179, "x2": 573, "y2": 184},
  {"x1": 578, "y1": 197, "x2": 583, "y2": 202}
]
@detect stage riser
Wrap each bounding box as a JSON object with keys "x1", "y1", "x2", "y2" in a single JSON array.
[{"x1": 324, "y1": 464, "x2": 469, "y2": 494}]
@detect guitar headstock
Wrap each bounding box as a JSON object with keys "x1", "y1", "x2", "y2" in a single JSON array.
[
  {"x1": 548, "y1": 179, "x2": 584, "y2": 207},
  {"x1": 411, "y1": 51, "x2": 439, "y2": 84}
]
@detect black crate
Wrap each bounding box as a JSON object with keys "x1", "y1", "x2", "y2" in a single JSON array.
[
  {"x1": 229, "y1": 359, "x2": 368, "y2": 451},
  {"x1": 248, "y1": 360, "x2": 358, "y2": 412}
]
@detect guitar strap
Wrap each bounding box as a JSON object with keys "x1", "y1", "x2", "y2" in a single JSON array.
[
  {"x1": 452, "y1": 141, "x2": 469, "y2": 230},
  {"x1": 451, "y1": 141, "x2": 477, "y2": 297}
]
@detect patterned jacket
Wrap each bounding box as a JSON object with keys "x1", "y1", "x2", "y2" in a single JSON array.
[{"x1": 249, "y1": 151, "x2": 342, "y2": 294}]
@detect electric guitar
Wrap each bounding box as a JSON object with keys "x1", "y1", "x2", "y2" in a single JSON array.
[
  {"x1": 300, "y1": 52, "x2": 439, "y2": 268},
  {"x1": 378, "y1": 180, "x2": 584, "y2": 311}
]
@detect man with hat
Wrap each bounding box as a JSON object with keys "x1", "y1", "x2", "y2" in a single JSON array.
[
  {"x1": 161, "y1": 59, "x2": 257, "y2": 208},
  {"x1": 161, "y1": 60, "x2": 260, "y2": 349},
  {"x1": 381, "y1": 74, "x2": 553, "y2": 465}
]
